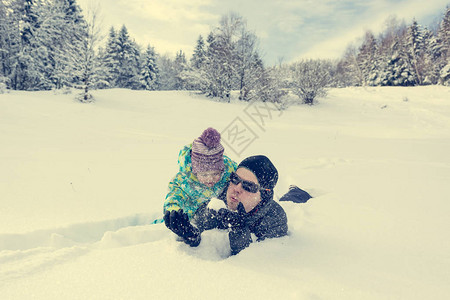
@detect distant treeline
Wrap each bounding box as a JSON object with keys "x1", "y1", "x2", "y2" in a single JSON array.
[{"x1": 1, "y1": 1, "x2": 449, "y2": 103}]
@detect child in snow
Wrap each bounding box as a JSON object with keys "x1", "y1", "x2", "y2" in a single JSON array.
[
  {"x1": 161, "y1": 127, "x2": 237, "y2": 221},
  {"x1": 164, "y1": 155, "x2": 289, "y2": 255}
]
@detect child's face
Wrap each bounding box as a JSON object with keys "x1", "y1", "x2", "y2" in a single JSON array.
[{"x1": 196, "y1": 170, "x2": 222, "y2": 187}]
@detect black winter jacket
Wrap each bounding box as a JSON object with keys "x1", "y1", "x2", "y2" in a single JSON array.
[{"x1": 192, "y1": 192, "x2": 288, "y2": 255}]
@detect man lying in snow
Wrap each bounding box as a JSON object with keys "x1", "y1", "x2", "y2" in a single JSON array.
[{"x1": 164, "y1": 155, "x2": 289, "y2": 255}]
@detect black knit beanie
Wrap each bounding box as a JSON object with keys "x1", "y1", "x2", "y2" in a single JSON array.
[{"x1": 238, "y1": 155, "x2": 278, "y2": 202}]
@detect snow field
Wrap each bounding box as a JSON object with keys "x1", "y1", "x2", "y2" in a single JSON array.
[{"x1": 1, "y1": 87, "x2": 450, "y2": 299}]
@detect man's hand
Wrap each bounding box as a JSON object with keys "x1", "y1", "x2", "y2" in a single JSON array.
[
  {"x1": 217, "y1": 202, "x2": 247, "y2": 228},
  {"x1": 164, "y1": 210, "x2": 201, "y2": 247}
]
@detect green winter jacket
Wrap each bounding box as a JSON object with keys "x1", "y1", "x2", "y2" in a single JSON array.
[{"x1": 163, "y1": 144, "x2": 237, "y2": 219}]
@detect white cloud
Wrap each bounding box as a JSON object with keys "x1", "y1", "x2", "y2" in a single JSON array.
[
  {"x1": 117, "y1": 0, "x2": 216, "y2": 23},
  {"x1": 290, "y1": 0, "x2": 449, "y2": 61},
  {"x1": 143, "y1": 36, "x2": 194, "y2": 57},
  {"x1": 276, "y1": 15, "x2": 304, "y2": 33},
  {"x1": 293, "y1": 29, "x2": 365, "y2": 61},
  {"x1": 346, "y1": 0, "x2": 449, "y2": 33},
  {"x1": 77, "y1": 0, "x2": 218, "y2": 56},
  {"x1": 76, "y1": 0, "x2": 449, "y2": 64}
]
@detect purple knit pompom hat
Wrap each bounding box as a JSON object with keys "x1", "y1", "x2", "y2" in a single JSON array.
[{"x1": 191, "y1": 128, "x2": 224, "y2": 173}]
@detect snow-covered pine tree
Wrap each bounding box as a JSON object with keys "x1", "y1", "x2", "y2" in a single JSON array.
[
  {"x1": 45, "y1": 0, "x2": 88, "y2": 90},
  {"x1": 95, "y1": 46, "x2": 108, "y2": 88},
  {"x1": 336, "y1": 45, "x2": 364, "y2": 86},
  {"x1": 102, "y1": 27, "x2": 120, "y2": 87},
  {"x1": 74, "y1": 4, "x2": 103, "y2": 102},
  {"x1": 382, "y1": 45, "x2": 416, "y2": 86},
  {"x1": 440, "y1": 63, "x2": 450, "y2": 85},
  {"x1": 437, "y1": 6, "x2": 450, "y2": 85},
  {"x1": 200, "y1": 13, "x2": 244, "y2": 99},
  {"x1": 0, "y1": 1, "x2": 18, "y2": 89},
  {"x1": 356, "y1": 31, "x2": 379, "y2": 86},
  {"x1": 174, "y1": 50, "x2": 188, "y2": 90},
  {"x1": 216, "y1": 13, "x2": 243, "y2": 98},
  {"x1": 140, "y1": 45, "x2": 159, "y2": 90},
  {"x1": 404, "y1": 19, "x2": 426, "y2": 85},
  {"x1": 420, "y1": 28, "x2": 440, "y2": 85},
  {"x1": 62, "y1": 0, "x2": 88, "y2": 88},
  {"x1": 438, "y1": 7, "x2": 450, "y2": 59},
  {"x1": 0, "y1": 1, "x2": 8, "y2": 69},
  {"x1": 202, "y1": 31, "x2": 229, "y2": 98},
  {"x1": 189, "y1": 13, "x2": 264, "y2": 100},
  {"x1": 8, "y1": 0, "x2": 42, "y2": 90},
  {"x1": 157, "y1": 54, "x2": 179, "y2": 90},
  {"x1": 191, "y1": 35, "x2": 206, "y2": 70},
  {"x1": 11, "y1": 0, "x2": 88, "y2": 91},
  {"x1": 235, "y1": 24, "x2": 262, "y2": 101},
  {"x1": 178, "y1": 35, "x2": 212, "y2": 91},
  {"x1": 181, "y1": 35, "x2": 208, "y2": 91},
  {"x1": 1, "y1": 0, "x2": 88, "y2": 91},
  {"x1": 37, "y1": 0, "x2": 69, "y2": 90},
  {"x1": 21, "y1": 0, "x2": 38, "y2": 46},
  {"x1": 379, "y1": 20, "x2": 416, "y2": 86},
  {"x1": 115, "y1": 25, "x2": 141, "y2": 89}
]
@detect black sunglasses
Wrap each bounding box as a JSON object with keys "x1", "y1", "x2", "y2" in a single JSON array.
[{"x1": 229, "y1": 172, "x2": 270, "y2": 193}]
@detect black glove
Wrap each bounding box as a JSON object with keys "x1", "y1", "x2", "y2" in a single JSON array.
[
  {"x1": 164, "y1": 210, "x2": 201, "y2": 247},
  {"x1": 217, "y1": 202, "x2": 247, "y2": 228}
]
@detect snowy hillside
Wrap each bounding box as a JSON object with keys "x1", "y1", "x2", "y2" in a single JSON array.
[{"x1": 1, "y1": 87, "x2": 450, "y2": 299}]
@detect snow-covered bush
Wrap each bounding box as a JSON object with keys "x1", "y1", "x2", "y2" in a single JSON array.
[
  {"x1": 53, "y1": 87, "x2": 72, "y2": 95},
  {"x1": 0, "y1": 77, "x2": 9, "y2": 93},
  {"x1": 179, "y1": 69, "x2": 210, "y2": 93},
  {"x1": 250, "y1": 67, "x2": 288, "y2": 106},
  {"x1": 439, "y1": 62, "x2": 450, "y2": 86},
  {"x1": 289, "y1": 59, "x2": 332, "y2": 105},
  {"x1": 76, "y1": 90, "x2": 94, "y2": 103}
]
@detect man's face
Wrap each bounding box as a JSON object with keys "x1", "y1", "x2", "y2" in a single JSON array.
[{"x1": 226, "y1": 167, "x2": 261, "y2": 212}]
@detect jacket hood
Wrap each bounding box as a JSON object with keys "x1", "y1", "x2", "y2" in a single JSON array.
[{"x1": 177, "y1": 144, "x2": 194, "y2": 173}]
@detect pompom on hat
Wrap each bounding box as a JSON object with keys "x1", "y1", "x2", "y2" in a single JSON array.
[{"x1": 191, "y1": 128, "x2": 224, "y2": 173}]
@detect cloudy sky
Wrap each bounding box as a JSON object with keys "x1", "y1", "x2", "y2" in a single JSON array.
[{"x1": 77, "y1": 0, "x2": 449, "y2": 65}]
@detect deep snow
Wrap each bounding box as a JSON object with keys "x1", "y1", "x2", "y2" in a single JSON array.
[{"x1": 1, "y1": 87, "x2": 450, "y2": 299}]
